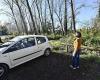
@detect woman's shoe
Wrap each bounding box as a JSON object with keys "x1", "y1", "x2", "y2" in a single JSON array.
[
  {"x1": 69, "y1": 65, "x2": 76, "y2": 69},
  {"x1": 76, "y1": 66, "x2": 79, "y2": 69}
]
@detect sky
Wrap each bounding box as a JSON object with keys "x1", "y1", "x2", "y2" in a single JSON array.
[
  {"x1": 76, "y1": 0, "x2": 98, "y2": 21},
  {"x1": 0, "y1": 0, "x2": 98, "y2": 28},
  {"x1": 75, "y1": 0, "x2": 98, "y2": 28}
]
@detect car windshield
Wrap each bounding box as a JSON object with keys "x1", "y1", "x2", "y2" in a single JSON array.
[{"x1": 0, "y1": 41, "x2": 14, "y2": 48}]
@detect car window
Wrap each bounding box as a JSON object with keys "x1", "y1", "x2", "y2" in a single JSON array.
[
  {"x1": 3, "y1": 37, "x2": 36, "y2": 54},
  {"x1": 36, "y1": 37, "x2": 46, "y2": 44},
  {"x1": 27, "y1": 37, "x2": 36, "y2": 46},
  {"x1": 17, "y1": 37, "x2": 35, "y2": 48},
  {"x1": 3, "y1": 41, "x2": 23, "y2": 53}
]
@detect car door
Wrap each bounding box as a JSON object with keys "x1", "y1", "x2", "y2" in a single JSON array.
[
  {"x1": 3, "y1": 37, "x2": 37, "y2": 67},
  {"x1": 36, "y1": 37, "x2": 47, "y2": 55},
  {"x1": 3, "y1": 39, "x2": 29, "y2": 67},
  {"x1": 24, "y1": 37, "x2": 40, "y2": 60}
]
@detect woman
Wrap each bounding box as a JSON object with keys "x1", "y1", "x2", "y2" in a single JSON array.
[{"x1": 70, "y1": 31, "x2": 82, "y2": 69}]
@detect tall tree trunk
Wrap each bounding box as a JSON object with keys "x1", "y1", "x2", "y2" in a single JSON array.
[
  {"x1": 4, "y1": 0, "x2": 20, "y2": 34},
  {"x1": 24, "y1": 8, "x2": 33, "y2": 34},
  {"x1": 26, "y1": 0, "x2": 37, "y2": 34},
  {"x1": 70, "y1": 0, "x2": 76, "y2": 32},
  {"x1": 98, "y1": 0, "x2": 100, "y2": 18},
  {"x1": 70, "y1": 18, "x2": 73, "y2": 31},
  {"x1": 47, "y1": 0, "x2": 55, "y2": 34},
  {"x1": 35, "y1": 0, "x2": 43, "y2": 34},
  {"x1": 44, "y1": 0, "x2": 47, "y2": 33},
  {"x1": 31, "y1": 3, "x2": 39, "y2": 34},
  {"x1": 11, "y1": 8, "x2": 20, "y2": 34},
  {"x1": 64, "y1": 0, "x2": 68, "y2": 35},
  {"x1": 54, "y1": 11, "x2": 63, "y2": 34},
  {"x1": 40, "y1": 1, "x2": 44, "y2": 33},
  {"x1": 15, "y1": 0, "x2": 28, "y2": 34}
]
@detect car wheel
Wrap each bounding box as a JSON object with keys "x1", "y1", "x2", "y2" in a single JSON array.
[
  {"x1": 0, "y1": 64, "x2": 8, "y2": 80},
  {"x1": 44, "y1": 48, "x2": 51, "y2": 56}
]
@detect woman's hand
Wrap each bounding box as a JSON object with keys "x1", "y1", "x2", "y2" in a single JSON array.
[{"x1": 72, "y1": 50, "x2": 76, "y2": 56}]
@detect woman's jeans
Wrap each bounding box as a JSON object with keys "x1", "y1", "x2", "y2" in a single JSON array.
[{"x1": 72, "y1": 49, "x2": 81, "y2": 67}]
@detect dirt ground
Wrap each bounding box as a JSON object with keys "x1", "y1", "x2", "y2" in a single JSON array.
[{"x1": 7, "y1": 53, "x2": 100, "y2": 80}]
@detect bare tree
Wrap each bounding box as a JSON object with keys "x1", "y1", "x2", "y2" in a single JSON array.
[
  {"x1": 98, "y1": 0, "x2": 100, "y2": 18},
  {"x1": 47, "y1": 0, "x2": 55, "y2": 34},
  {"x1": 32, "y1": 3, "x2": 39, "y2": 34},
  {"x1": 14, "y1": 0, "x2": 28, "y2": 34},
  {"x1": 3, "y1": 0, "x2": 20, "y2": 34},
  {"x1": 44, "y1": 0, "x2": 47, "y2": 32},
  {"x1": 1, "y1": 0, "x2": 83, "y2": 35},
  {"x1": 64, "y1": 0, "x2": 68, "y2": 34},
  {"x1": 34, "y1": 0, "x2": 43, "y2": 34},
  {"x1": 54, "y1": 0, "x2": 64, "y2": 35},
  {"x1": 25, "y1": 0, "x2": 37, "y2": 34},
  {"x1": 70, "y1": 0, "x2": 76, "y2": 32}
]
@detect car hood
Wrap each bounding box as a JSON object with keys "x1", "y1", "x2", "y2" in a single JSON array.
[{"x1": 0, "y1": 47, "x2": 7, "y2": 53}]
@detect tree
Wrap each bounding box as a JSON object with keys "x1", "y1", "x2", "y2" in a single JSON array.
[
  {"x1": 3, "y1": 0, "x2": 20, "y2": 34},
  {"x1": 64, "y1": 0, "x2": 68, "y2": 34},
  {"x1": 70, "y1": 0, "x2": 76, "y2": 32},
  {"x1": 34, "y1": 0, "x2": 43, "y2": 34},
  {"x1": 0, "y1": 25, "x2": 8, "y2": 35},
  {"x1": 14, "y1": 0, "x2": 28, "y2": 34},
  {"x1": 98, "y1": 0, "x2": 100, "y2": 18},
  {"x1": 44, "y1": 0, "x2": 47, "y2": 33},
  {"x1": 25, "y1": 0, "x2": 37, "y2": 34},
  {"x1": 54, "y1": 0, "x2": 64, "y2": 35},
  {"x1": 47, "y1": 0, "x2": 55, "y2": 34}
]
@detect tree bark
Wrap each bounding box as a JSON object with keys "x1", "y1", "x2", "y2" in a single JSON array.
[
  {"x1": 70, "y1": 0, "x2": 76, "y2": 32},
  {"x1": 15, "y1": 0, "x2": 28, "y2": 34},
  {"x1": 26, "y1": 0, "x2": 37, "y2": 34},
  {"x1": 64, "y1": 0, "x2": 68, "y2": 35},
  {"x1": 4, "y1": 0, "x2": 20, "y2": 34},
  {"x1": 35, "y1": 0, "x2": 43, "y2": 34},
  {"x1": 47, "y1": 0, "x2": 55, "y2": 34}
]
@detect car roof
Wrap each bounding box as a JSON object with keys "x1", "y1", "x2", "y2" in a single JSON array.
[{"x1": 10, "y1": 35, "x2": 46, "y2": 42}]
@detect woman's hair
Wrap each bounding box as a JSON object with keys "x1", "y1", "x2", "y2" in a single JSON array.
[{"x1": 75, "y1": 31, "x2": 81, "y2": 38}]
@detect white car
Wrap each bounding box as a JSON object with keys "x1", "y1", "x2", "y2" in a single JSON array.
[{"x1": 0, "y1": 35, "x2": 52, "y2": 79}]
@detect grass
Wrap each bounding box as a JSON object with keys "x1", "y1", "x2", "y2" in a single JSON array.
[{"x1": 81, "y1": 54, "x2": 100, "y2": 63}]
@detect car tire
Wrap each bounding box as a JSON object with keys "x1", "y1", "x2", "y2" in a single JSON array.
[
  {"x1": 44, "y1": 48, "x2": 51, "y2": 56},
  {"x1": 0, "y1": 64, "x2": 9, "y2": 80}
]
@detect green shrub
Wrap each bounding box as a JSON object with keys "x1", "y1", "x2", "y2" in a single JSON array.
[{"x1": 47, "y1": 34, "x2": 62, "y2": 40}]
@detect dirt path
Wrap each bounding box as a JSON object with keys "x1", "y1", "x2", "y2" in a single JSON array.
[{"x1": 8, "y1": 53, "x2": 100, "y2": 80}]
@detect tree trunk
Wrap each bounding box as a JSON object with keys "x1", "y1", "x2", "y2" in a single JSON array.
[
  {"x1": 44, "y1": 0, "x2": 47, "y2": 33},
  {"x1": 98, "y1": 0, "x2": 100, "y2": 18},
  {"x1": 70, "y1": 0, "x2": 76, "y2": 32},
  {"x1": 64, "y1": 0, "x2": 68, "y2": 35},
  {"x1": 47, "y1": 0, "x2": 55, "y2": 34},
  {"x1": 26, "y1": 0, "x2": 37, "y2": 34},
  {"x1": 15, "y1": 0, "x2": 28, "y2": 34},
  {"x1": 35, "y1": 0, "x2": 43, "y2": 34},
  {"x1": 4, "y1": 0, "x2": 20, "y2": 34},
  {"x1": 32, "y1": 3, "x2": 39, "y2": 34}
]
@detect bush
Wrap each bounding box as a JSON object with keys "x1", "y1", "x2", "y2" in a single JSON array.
[
  {"x1": 82, "y1": 36, "x2": 100, "y2": 47},
  {"x1": 47, "y1": 34, "x2": 62, "y2": 40},
  {"x1": 81, "y1": 28, "x2": 100, "y2": 47},
  {"x1": 81, "y1": 53, "x2": 100, "y2": 63},
  {"x1": 49, "y1": 34, "x2": 74, "y2": 52}
]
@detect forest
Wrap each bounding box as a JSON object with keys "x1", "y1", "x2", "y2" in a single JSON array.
[{"x1": 0, "y1": 0, "x2": 100, "y2": 80}]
